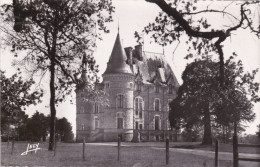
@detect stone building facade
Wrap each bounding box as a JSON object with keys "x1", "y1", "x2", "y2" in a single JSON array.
[{"x1": 76, "y1": 31, "x2": 179, "y2": 142}]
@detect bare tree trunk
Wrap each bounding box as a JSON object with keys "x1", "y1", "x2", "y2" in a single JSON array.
[
  {"x1": 222, "y1": 125, "x2": 225, "y2": 143},
  {"x1": 48, "y1": 56, "x2": 56, "y2": 151},
  {"x1": 175, "y1": 129, "x2": 178, "y2": 142}
]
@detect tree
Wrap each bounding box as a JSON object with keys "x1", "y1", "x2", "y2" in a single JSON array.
[
  {"x1": 26, "y1": 111, "x2": 49, "y2": 141},
  {"x1": 1, "y1": 0, "x2": 114, "y2": 150},
  {"x1": 169, "y1": 56, "x2": 259, "y2": 145},
  {"x1": 256, "y1": 124, "x2": 260, "y2": 139},
  {"x1": 56, "y1": 117, "x2": 74, "y2": 142},
  {"x1": 138, "y1": 0, "x2": 259, "y2": 84},
  {"x1": 0, "y1": 71, "x2": 42, "y2": 141},
  {"x1": 15, "y1": 110, "x2": 29, "y2": 141},
  {"x1": 168, "y1": 99, "x2": 183, "y2": 141}
]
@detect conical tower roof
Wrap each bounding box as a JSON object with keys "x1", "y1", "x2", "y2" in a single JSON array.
[{"x1": 103, "y1": 32, "x2": 132, "y2": 75}]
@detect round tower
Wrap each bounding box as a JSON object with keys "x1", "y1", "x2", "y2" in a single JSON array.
[{"x1": 102, "y1": 32, "x2": 134, "y2": 142}]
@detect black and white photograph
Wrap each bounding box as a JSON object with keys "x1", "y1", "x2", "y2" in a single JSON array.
[{"x1": 0, "y1": 0, "x2": 259, "y2": 166}]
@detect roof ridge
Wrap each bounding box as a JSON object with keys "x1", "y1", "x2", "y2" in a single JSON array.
[{"x1": 143, "y1": 51, "x2": 164, "y2": 55}]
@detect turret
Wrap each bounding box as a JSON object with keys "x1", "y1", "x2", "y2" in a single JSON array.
[
  {"x1": 81, "y1": 54, "x2": 88, "y2": 83},
  {"x1": 102, "y1": 31, "x2": 135, "y2": 142}
]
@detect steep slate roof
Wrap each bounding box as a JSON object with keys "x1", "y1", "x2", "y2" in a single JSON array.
[
  {"x1": 103, "y1": 32, "x2": 133, "y2": 75},
  {"x1": 132, "y1": 51, "x2": 179, "y2": 87}
]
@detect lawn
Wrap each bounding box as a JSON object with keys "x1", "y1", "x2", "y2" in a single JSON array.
[
  {"x1": 1, "y1": 142, "x2": 259, "y2": 167},
  {"x1": 170, "y1": 142, "x2": 260, "y2": 154}
]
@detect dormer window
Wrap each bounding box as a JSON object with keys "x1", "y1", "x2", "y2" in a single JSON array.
[
  {"x1": 137, "y1": 81, "x2": 142, "y2": 91},
  {"x1": 155, "y1": 84, "x2": 159, "y2": 93}
]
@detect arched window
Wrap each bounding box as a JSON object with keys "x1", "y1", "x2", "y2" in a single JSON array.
[
  {"x1": 135, "y1": 97, "x2": 143, "y2": 118},
  {"x1": 117, "y1": 95, "x2": 124, "y2": 108},
  {"x1": 135, "y1": 121, "x2": 138, "y2": 130},
  {"x1": 94, "y1": 102, "x2": 99, "y2": 113},
  {"x1": 154, "y1": 98, "x2": 160, "y2": 111}
]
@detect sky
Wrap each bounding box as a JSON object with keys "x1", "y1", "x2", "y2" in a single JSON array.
[{"x1": 1, "y1": 0, "x2": 259, "y2": 136}]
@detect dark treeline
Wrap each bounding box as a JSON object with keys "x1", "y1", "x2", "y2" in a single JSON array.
[{"x1": 2, "y1": 111, "x2": 74, "y2": 142}]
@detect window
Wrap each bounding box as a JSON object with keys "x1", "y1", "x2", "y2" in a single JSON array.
[
  {"x1": 105, "y1": 82, "x2": 110, "y2": 89},
  {"x1": 139, "y1": 124, "x2": 143, "y2": 130},
  {"x1": 117, "y1": 118, "x2": 123, "y2": 129},
  {"x1": 94, "y1": 103, "x2": 99, "y2": 113},
  {"x1": 155, "y1": 116, "x2": 160, "y2": 130},
  {"x1": 81, "y1": 124, "x2": 85, "y2": 130},
  {"x1": 139, "y1": 110, "x2": 142, "y2": 118},
  {"x1": 168, "y1": 84, "x2": 173, "y2": 94},
  {"x1": 94, "y1": 117, "x2": 99, "y2": 130},
  {"x1": 154, "y1": 99, "x2": 160, "y2": 111},
  {"x1": 117, "y1": 95, "x2": 124, "y2": 108},
  {"x1": 135, "y1": 97, "x2": 143, "y2": 118},
  {"x1": 135, "y1": 99, "x2": 138, "y2": 115},
  {"x1": 155, "y1": 84, "x2": 159, "y2": 93},
  {"x1": 135, "y1": 121, "x2": 138, "y2": 130},
  {"x1": 137, "y1": 81, "x2": 142, "y2": 91}
]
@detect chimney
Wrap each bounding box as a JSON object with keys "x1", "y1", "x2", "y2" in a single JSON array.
[
  {"x1": 134, "y1": 44, "x2": 143, "y2": 61},
  {"x1": 125, "y1": 47, "x2": 133, "y2": 65}
]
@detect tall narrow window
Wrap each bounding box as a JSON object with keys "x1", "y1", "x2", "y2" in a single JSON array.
[
  {"x1": 94, "y1": 103, "x2": 99, "y2": 113},
  {"x1": 117, "y1": 95, "x2": 124, "y2": 108},
  {"x1": 135, "y1": 98, "x2": 139, "y2": 115},
  {"x1": 155, "y1": 116, "x2": 159, "y2": 130},
  {"x1": 154, "y1": 99, "x2": 160, "y2": 111},
  {"x1": 94, "y1": 117, "x2": 99, "y2": 130},
  {"x1": 139, "y1": 109, "x2": 142, "y2": 118},
  {"x1": 135, "y1": 97, "x2": 143, "y2": 118},
  {"x1": 139, "y1": 124, "x2": 143, "y2": 130},
  {"x1": 135, "y1": 121, "x2": 138, "y2": 130},
  {"x1": 117, "y1": 118, "x2": 123, "y2": 129}
]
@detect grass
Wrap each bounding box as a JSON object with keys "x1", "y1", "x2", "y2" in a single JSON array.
[
  {"x1": 1, "y1": 142, "x2": 259, "y2": 167},
  {"x1": 170, "y1": 142, "x2": 260, "y2": 154}
]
